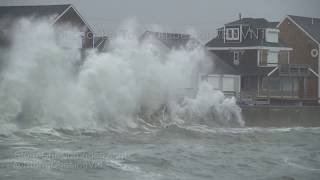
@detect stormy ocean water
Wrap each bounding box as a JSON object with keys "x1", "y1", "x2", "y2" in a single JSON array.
[
  {"x1": 0, "y1": 18, "x2": 319, "y2": 180},
  {"x1": 1, "y1": 126, "x2": 320, "y2": 180}
]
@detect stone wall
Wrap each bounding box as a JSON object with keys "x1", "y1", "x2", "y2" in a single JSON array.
[{"x1": 242, "y1": 106, "x2": 320, "y2": 127}]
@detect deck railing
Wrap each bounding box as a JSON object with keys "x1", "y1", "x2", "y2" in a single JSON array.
[
  {"x1": 278, "y1": 64, "x2": 310, "y2": 76},
  {"x1": 238, "y1": 91, "x2": 319, "y2": 106}
]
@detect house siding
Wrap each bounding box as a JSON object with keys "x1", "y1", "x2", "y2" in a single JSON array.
[
  {"x1": 214, "y1": 49, "x2": 258, "y2": 70},
  {"x1": 279, "y1": 17, "x2": 319, "y2": 99},
  {"x1": 279, "y1": 50, "x2": 289, "y2": 64},
  {"x1": 207, "y1": 17, "x2": 306, "y2": 104},
  {"x1": 213, "y1": 49, "x2": 260, "y2": 95},
  {"x1": 279, "y1": 18, "x2": 318, "y2": 69}
]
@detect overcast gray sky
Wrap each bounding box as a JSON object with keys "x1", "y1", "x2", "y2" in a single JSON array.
[{"x1": 1, "y1": 0, "x2": 320, "y2": 41}]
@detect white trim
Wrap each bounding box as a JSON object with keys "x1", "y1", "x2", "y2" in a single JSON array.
[
  {"x1": 95, "y1": 38, "x2": 107, "y2": 48},
  {"x1": 276, "y1": 16, "x2": 288, "y2": 28},
  {"x1": 257, "y1": 49, "x2": 280, "y2": 67},
  {"x1": 266, "y1": 28, "x2": 280, "y2": 33},
  {"x1": 259, "y1": 64, "x2": 278, "y2": 68},
  {"x1": 53, "y1": 4, "x2": 95, "y2": 35},
  {"x1": 267, "y1": 67, "x2": 279, "y2": 77},
  {"x1": 308, "y1": 68, "x2": 320, "y2": 78},
  {"x1": 207, "y1": 46, "x2": 293, "y2": 51},
  {"x1": 311, "y1": 48, "x2": 319, "y2": 58},
  {"x1": 205, "y1": 74, "x2": 241, "y2": 94},
  {"x1": 267, "y1": 50, "x2": 279, "y2": 66},
  {"x1": 92, "y1": 34, "x2": 95, "y2": 48},
  {"x1": 207, "y1": 74, "x2": 239, "y2": 78},
  {"x1": 238, "y1": 75, "x2": 241, "y2": 96},
  {"x1": 278, "y1": 16, "x2": 320, "y2": 45},
  {"x1": 53, "y1": 5, "x2": 72, "y2": 24},
  {"x1": 226, "y1": 27, "x2": 240, "y2": 41},
  {"x1": 257, "y1": 77, "x2": 260, "y2": 96},
  {"x1": 207, "y1": 74, "x2": 220, "y2": 77},
  {"x1": 257, "y1": 49, "x2": 260, "y2": 66},
  {"x1": 240, "y1": 25, "x2": 243, "y2": 42},
  {"x1": 265, "y1": 28, "x2": 280, "y2": 43},
  {"x1": 223, "y1": 26, "x2": 226, "y2": 43},
  {"x1": 318, "y1": 46, "x2": 320, "y2": 103},
  {"x1": 70, "y1": 4, "x2": 95, "y2": 34}
]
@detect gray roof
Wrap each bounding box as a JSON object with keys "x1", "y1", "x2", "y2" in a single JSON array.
[
  {"x1": 288, "y1": 15, "x2": 320, "y2": 44},
  {"x1": 0, "y1": 4, "x2": 97, "y2": 35},
  {"x1": 208, "y1": 52, "x2": 239, "y2": 75},
  {"x1": 226, "y1": 18, "x2": 279, "y2": 29},
  {"x1": 0, "y1": 4, "x2": 71, "y2": 30},
  {"x1": 0, "y1": 4, "x2": 70, "y2": 19},
  {"x1": 140, "y1": 31, "x2": 201, "y2": 49}
]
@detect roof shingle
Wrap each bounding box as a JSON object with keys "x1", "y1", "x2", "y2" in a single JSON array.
[
  {"x1": 141, "y1": 31, "x2": 201, "y2": 49},
  {"x1": 226, "y1": 18, "x2": 279, "y2": 29},
  {"x1": 0, "y1": 4, "x2": 70, "y2": 19},
  {"x1": 288, "y1": 15, "x2": 320, "y2": 44}
]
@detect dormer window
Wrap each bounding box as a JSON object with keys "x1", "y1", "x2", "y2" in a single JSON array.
[
  {"x1": 226, "y1": 28, "x2": 240, "y2": 40},
  {"x1": 217, "y1": 29, "x2": 224, "y2": 39},
  {"x1": 265, "y1": 28, "x2": 279, "y2": 43}
]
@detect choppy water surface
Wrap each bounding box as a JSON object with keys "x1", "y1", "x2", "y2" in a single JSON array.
[{"x1": 0, "y1": 126, "x2": 320, "y2": 180}]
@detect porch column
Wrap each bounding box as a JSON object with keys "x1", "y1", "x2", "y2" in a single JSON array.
[{"x1": 318, "y1": 46, "x2": 320, "y2": 104}]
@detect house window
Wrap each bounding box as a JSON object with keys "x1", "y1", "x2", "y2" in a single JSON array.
[
  {"x1": 217, "y1": 29, "x2": 224, "y2": 39},
  {"x1": 227, "y1": 29, "x2": 233, "y2": 39},
  {"x1": 265, "y1": 29, "x2": 279, "y2": 43},
  {"x1": 267, "y1": 50, "x2": 279, "y2": 66},
  {"x1": 261, "y1": 77, "x2": 298, "y2": 96},
  {"x1": 262, "y1": 78, "x2": 280, "y2": 91},
  {"x1": 234, "y1": 29, "x2": 239, "y2": 39},
  {"x1": 233, "y1": 52, "x2": 240, "y2": 65},
  {"x1": 226, "y1": 28, "x2": 240, "y2": 40}
]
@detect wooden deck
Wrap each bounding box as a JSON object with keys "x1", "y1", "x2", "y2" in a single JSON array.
[{"x1": 239, "y1": 92, "x2": 320, "y2": 106}]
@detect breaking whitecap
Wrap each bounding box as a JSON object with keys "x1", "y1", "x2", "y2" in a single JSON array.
[{"x1": 0, "y1": 18, "x2": 244, "y2": 135}]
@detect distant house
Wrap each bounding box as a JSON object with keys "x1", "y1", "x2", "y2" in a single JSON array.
[
  {"x1": 141, "y1": 31, "x2": 241, "y2": 97},
  {"x1": 278, "y1": 15, "x2": 320, "y2": 103},
  {"x1": 0, "y1": 4, "x2": 95, "y2": 50},
  {"x1": 205, "y1": 17, "x2": 304, "y2": 105},
  {"x1": 140, "y1": 31, "x2": 201, "y2": 52},
  {"x1": 202, "y1": 52, "x2": 241, "y2": 97}
]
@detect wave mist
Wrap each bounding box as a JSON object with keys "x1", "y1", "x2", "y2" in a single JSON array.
[{"x1": 0, "y1": 18, "x2": 244, "y2": 134}]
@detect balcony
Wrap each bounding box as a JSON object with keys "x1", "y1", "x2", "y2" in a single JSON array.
[{"x1": 278, "y1": 64, "x2": 310, "y2": 77}]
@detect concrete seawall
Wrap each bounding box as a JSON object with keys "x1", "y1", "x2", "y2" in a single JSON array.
[{"x1": 241, "y1": 106, "x2": 320, "y2": 127}]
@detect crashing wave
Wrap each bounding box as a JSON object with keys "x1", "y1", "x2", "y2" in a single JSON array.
[{"x1": 0, "y1": 18, "x2": 244, "y2": 135}]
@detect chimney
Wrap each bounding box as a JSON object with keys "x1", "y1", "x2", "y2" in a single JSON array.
[
  {"x1": 239, "y1": 13, "x2": 242, "y2": 20},
  {"x1": 312, "y1": 18, "x2": 314, "y2": 25}
]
